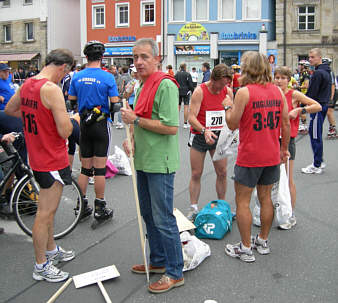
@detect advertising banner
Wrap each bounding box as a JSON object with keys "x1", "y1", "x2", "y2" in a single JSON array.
[
  {"x1": 175, "y1": 45, "x2": 210, "y2": 55},
  {"x1": 104, "y1": 47, "x2": 133, "y2": 56},
  {"x1": 176, "y1": 22, "x2": 209, "y2": 41}
]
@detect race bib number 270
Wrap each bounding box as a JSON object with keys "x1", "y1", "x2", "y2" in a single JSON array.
[{"x1": 205, "y1": 110, "x2": 225, "y2": 130}]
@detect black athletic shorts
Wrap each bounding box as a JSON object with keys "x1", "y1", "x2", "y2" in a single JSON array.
[
  {"x1": 33, "y1": 166, "x2": 72, "y2": 189},
  {"x1": 234, "y1": 164, "x2": 280, "y2": 188},
  {"x1": 188, "y1": 131, "x2": 220, "y2": 152},
  {"x1": 179, "y1": 95, "x2": 190, "y2": 106},
  {"x1": 80, "y1": 117, "x2": 109, "y2": 158}
]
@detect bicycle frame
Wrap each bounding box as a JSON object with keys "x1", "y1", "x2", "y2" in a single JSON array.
[{"x1": 0, "y1": 140, "x2": 38, "y2": 213}]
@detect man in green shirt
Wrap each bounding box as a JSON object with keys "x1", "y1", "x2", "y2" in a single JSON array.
[{"x1": 121, "y1": 38, "x2": 184, "y2": 294}]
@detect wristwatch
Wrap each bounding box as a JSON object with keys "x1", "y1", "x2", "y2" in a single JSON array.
[
  {"x1": 134, "y1": 116, "x2": 140, "y2": 126},
  {"x1": 301, "y1": 108, "x2": 307, "y2": 115},
  {"x1": 224, "y1": 105, "x2": 232, "y2": 111},
  {"x1": 201, "y1": 127, "x2": 206, "y2": 135}
]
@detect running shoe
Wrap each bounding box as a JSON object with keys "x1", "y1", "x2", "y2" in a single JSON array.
[
  {"x1": 116, "y1": 122, "x2": 124, "y2": 129},
  {"x1": 279, "y1": 215, "x2": 297, "y2": 230},
  {"x1": 251, "y1": 235, "x2": 270, "y2": 255},
  {"x1": 33, "y1": 261, "x2": 69, "y2": 282},
  {"x1": 301, "y1": 164, "x2": 322, "y2": 174},
  {"x1": 225, "y1": 242, "x2": 255, "y2": 262},
  {"x1": 186, "y1": 206, "x2": 198, "y2": 222},
  {"x1": 47, "y1": 246, "x2": 75, "y2": 265},
  {"x1": 320, "y1": 162, "x2": 326, "y2": 169}
]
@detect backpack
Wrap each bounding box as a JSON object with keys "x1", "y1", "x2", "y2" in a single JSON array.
[{"x1": 194, "y1": 200, "x2": 232, "y2": 240}]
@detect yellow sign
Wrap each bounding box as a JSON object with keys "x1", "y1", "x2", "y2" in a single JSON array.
[{"x1": 177, "y1": 22, "x2": 209, "y2": 41}]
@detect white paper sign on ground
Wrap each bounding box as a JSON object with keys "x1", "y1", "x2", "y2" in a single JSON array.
[
  {"x1": 73, "y1": 265, "x2": 120, "y2": 289},
  {"x1": 174, "y1": 208, "x2": 196, "y2": 232}
]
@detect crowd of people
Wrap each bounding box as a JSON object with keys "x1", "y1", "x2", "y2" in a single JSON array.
[{"x1": 0, "y1": 40, "x2": 336, "y2": 295}]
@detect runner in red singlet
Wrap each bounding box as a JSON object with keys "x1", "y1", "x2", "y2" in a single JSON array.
[
  {"x1": 5, "y1": 49, "x2": 75, "y2": 282},
  {"x1": 274, "y1": 66, "x2": 321, "y2": 230},
  {"x1": 223, "y1": 51, "x2": 290, "y2": 263},
  {"x1": 186, "y1": 64, "x2": 233, "y2": 221}
]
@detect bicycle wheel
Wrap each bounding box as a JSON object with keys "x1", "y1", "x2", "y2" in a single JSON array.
[{"x1": 12, "y1": 175, "x2": 84, "y2": 239}]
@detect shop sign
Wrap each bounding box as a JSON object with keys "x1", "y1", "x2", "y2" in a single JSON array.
[
  {"x1": 104, "y1": 47, "x2": 133, "y2": 56},
  {"x1": 175, "y1": 45, "x2": 210, "y2": 55},
  {"x1": 177, "y1": 22, "x2": 209, "y2": 41},
  {"x1": 220, "y1": 32, "x2": 257, "y2": 40},
  {"x1": 108, "y1": 36, "x2": 136, "y2": 42}
]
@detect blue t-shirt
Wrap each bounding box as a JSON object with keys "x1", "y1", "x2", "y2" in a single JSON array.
[
  {"x1": 0, "y1": 74, "x2": 15, "y2": 110},
  {"x1": 68, "y1": 68, "x2": 118, "y2": 114}
]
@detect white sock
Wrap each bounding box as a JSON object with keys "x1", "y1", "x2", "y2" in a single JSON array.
[
  {"x1": 241, "y1": 243, "x2": 251, "y2": 252},
  {"x1": 35, "y1": 260, "x2": 48, "y2": 270},
  {"x1": 190, "y1": 204, "x2": 198, "y2": 211},
  {"x1": 257, "y1": 235, "x2": 267, "y2": 243},
  {"x1": 46, "y1": 246, "x2": 58, "y2": 256}
]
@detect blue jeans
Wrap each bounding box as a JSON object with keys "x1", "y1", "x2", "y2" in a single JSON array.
[
  {"x1": 136, "y1": 170, "x2": 183, "y2": 280},
  {"x1": 309, "y1": 105, "x2": 328, "y2": 168}
]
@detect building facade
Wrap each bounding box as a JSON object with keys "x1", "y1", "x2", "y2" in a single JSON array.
[
  {"x1": 165, "y1": 0, "x2": 277, "y2": 74},
  {"x1": 85, "y1": 0, "x2": 163, "y2": 67},
  {"x1": 0, "y1": 0, "x2": 81, "y2": 70},
  {"x1": 276, "y1": 0, "x2": 338, "y2": 74}
]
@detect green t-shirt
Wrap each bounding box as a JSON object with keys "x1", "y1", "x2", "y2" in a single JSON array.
[{"x1": 134, "y1": 79, "x2": 180, "y2": 173}]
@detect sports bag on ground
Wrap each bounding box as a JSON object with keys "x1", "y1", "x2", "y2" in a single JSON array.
[{"x1": 194, "y1": 200, "x2": 232, "y2": 240}]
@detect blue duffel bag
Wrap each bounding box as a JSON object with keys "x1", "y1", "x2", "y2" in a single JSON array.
[{"x1": 194, "y1": 200, "x2": 232, "y2": 240}]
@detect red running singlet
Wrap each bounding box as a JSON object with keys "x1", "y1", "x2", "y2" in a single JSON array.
[
  {"x1": 191, "y1": 83, "x2": 227, "y2": 134},
  {"x1": 20, "y1": 78, "x2": 69, "y2": 171},
  {"x1": 236, "y1": 83, "x2": 284, "y2": 167},
  {"x1": 285, "y1": 89, "x2": 299, "y2": 138}
]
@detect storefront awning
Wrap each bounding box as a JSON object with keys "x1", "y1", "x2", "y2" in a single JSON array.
[{"x1": 0, "y1": 53, "x2": 39, "y2": 61}]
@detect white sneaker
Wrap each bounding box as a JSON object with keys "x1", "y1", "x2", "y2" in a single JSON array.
[
  {"x1": 301, "y1": 164, "x2": 322, "y2": 174},
  {"x1": 320, "y1": 162, "x2": 326, "y2": 169},
  {"x1": 88, "y1": 177, "x2": 95, "y2": 185},
  {"x1": 116, "y1": 123, "x2": 124, "y2": 129},
  {"x1": 33, "y1": 261, "x2": 69, "y2": 282},
  {"x1": 279, "y1": 215, "x2": 297, "y2": 230},
  {"x1": 183, "y1": 123, "x2": 190, "y2": 129},
  {"x1": 186, "y1": 207, "x2": 198, "y2": 222}
]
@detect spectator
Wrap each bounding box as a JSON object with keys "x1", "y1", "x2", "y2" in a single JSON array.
[
  {"x1": 166, "y1": 65, "x2": 174, "y2": 77},
  {"x1": 0, "y1": 63, "x2": 15, "y2": 110},
  {"x1": 190, "y1": 67, "x2": 198, "y2": 89},
  {"x1": 201, "y1": 62, "x2": 211, "y2": 83}
]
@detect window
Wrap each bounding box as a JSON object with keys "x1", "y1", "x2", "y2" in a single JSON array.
[
  {"x1": 93, "y1": 5, "x2": 105, "y2": 28},
  {"x1": 24, "y1": 0, "x2": 32, "y2": 4},
  {"x1": 193, "y1": 0, "x2": 208, "y2": 21},
  {"x1": 141, "y1": 1, "x2": 155, "y2": 25},
  {"x1": 298, "y1": 6, "x2": 315, "y2": 30},
  {"x1": 219, "y1": 0, "x2": 235, "y2": 20},
  {"x1": 3, "y1": 24, "x2": 11, "y2": 42},
  {"x1": 116, "y1": 3, "x2": 129, "y2": 27},
  {"x1": 170, "y1": 0, "x2": 184, "y2": 21},
  {"x1": 2, "y1": 0, "x2": 10, "y2": 7},
  {"x1": 243, "y1": 0, "x2": 261, "y2": 20},
  {"x1": 25, "y1": 23, "x2": 34, "y2": 41}
]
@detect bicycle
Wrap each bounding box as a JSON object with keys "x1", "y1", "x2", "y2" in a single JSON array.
[{"x1": 0, "y1": 134, "x2": 84, "y2": 239}]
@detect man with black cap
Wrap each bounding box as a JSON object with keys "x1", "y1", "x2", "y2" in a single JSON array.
[
  {"x1": 68, "y1": 41, "x2": 119, "y2": 225},
  {"x1": 0, "y1": 63, "x2": 15, "y2": 110}
]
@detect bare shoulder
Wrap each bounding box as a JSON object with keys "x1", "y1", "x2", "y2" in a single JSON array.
[
  {"x1": 40, "y1": 81, "x2": 63, "y2": 109},
  {"x1": 191, "y1": 85, "x2": 203, "y2": 101}
]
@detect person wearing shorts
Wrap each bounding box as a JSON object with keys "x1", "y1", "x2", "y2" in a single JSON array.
[
  {"x1": 5, "y1": 49, "x2": 75, "y2": 282},
  {"x1": 187, "y1": 64, "x2": 233, "y2": 221},
  {"x1": 68, "y1": 41, "x2": 119, "y2": 221},
  {"x1": 274, "y1": 66, "x2": 321, "y2": 229},
  {"x1": 223, "y1": 51, "x2": 290, "y2": 263}
]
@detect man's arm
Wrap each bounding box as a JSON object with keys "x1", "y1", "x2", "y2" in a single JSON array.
[
  {"x1": 280, "y1": 93, "x2": 291, "y2": 163},
  {"x1": 5, "y1": 88, "x2": 21, "y2": 118},
  {"x1": 109, "y1": 96, "x2": 119, "y2": 104},
  {"x1": 224, "y1": 87, "x2": 249, "y2": 130},
  {"x1": 40, "y1": 82, "x2": 73, "y2": 139},
  {"x1": 306, "y1": 72, "x2": 320, "y2": 99}
]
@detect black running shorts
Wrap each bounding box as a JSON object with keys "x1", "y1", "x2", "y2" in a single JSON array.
[
  {"x1": 234, "y1": 164, "x2": 280, "y2": 188},
  {"x1": 33, "y1": 166, "x2": 72, "y2": 189},
  {"x1": 188, "y1": 131, "x2": 220, "y2": 152},
  {"x1": 179, "y1": 95, "x2": 190, "y2": 106},
  {"x1": 80, "y1": 118, "x2": 109, "y2": 158}
]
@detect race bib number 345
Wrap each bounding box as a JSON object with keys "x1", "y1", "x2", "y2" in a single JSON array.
[{"x1": 205, "y1": 110, "x2": 225, "y2": 130}]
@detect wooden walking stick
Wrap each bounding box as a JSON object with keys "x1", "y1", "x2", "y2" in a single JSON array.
[{"x1": 122, "y1": 99, "x2": 149, "y2": 283}]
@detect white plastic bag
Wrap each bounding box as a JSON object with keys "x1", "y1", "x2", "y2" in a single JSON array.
[
  {"x1": 252, "y1": 163, "x2": 292, "y2": 226},
  {"x1": 213, "y1": 124, "x2": 239, "y2": 162},
  {"x1": 180, "y1": 231, "x2": 211, "y2": 272},
  {"x1": 108, "y1": 146, "x2": 132, "y2": 176}
]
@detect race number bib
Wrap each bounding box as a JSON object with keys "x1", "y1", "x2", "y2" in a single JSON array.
[{"x1": 205, "y1": 110, "x2": 225, "y2": 130}]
